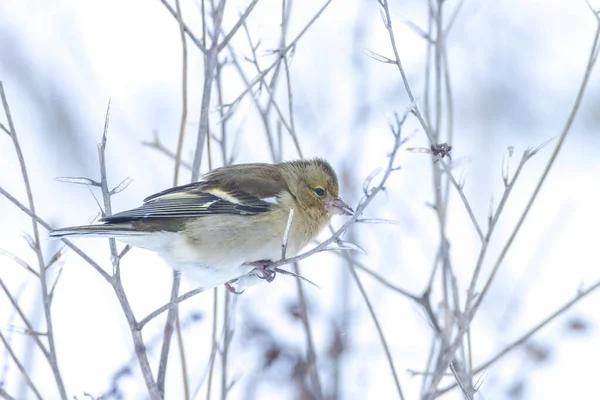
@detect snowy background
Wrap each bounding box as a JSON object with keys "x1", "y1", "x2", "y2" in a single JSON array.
[{"x1": 1, "y1": 0, "x2": 599, "y2": 399}]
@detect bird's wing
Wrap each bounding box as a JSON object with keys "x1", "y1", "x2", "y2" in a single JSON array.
[{"x1": 101, "y1": 165, "x2": 288, "y2": 223}]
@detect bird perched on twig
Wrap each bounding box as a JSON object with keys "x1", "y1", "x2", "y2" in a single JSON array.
[{"x1": 49, "y1": 158, "x2": 353, "y2": 291}]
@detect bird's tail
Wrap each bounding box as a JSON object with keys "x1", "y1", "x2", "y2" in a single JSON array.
[{"x1": 48, "y1": 223, "x2": 148, "y2": 239}]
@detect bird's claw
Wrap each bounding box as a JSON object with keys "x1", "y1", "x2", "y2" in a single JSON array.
[
  {"x1": 244, "y1": 260, "x2": 277, "y2": 283},
  {"x1": 258, "y1": 268, "x2": 276, "y2": 283},
  {"x1": 225, "y1": 281, "x2": 244, "y2": 295}
]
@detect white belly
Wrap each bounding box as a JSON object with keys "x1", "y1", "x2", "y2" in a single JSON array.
[{"x1": 117, "y1": 230, "x2": 284, "y2": 289}]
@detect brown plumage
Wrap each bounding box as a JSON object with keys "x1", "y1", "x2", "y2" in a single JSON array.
[{"x1": 49, "y1": 158, "x2": 353, "y2": 289}]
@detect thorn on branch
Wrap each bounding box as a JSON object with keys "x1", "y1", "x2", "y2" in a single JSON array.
[
  {"x1": 21, "y1": 232, "x2": 37, "y2": 252},
  {"x1": 502, "y1": 146, "x2": 514, "y2": 187},
  {"x1": 54, "y1": 176, "x2": 101, "y2": 187},
  {"x1": 110, "y1": 177, "x2": 133, "y2": 196},
  {"x1": 100, "y1": 99, "x2": 111, "y2": 150},
  {"x1": 525, "y1": 136, "x2": 556, "y2": 160},
  {"x1": 272, "y1": 267, "x2": 320, "y2": 289},
  {"x1": 362, "y1": 49, "x2": 395, "y2": 64},
  {"x1": 362, "y1": 167, "x2": 382, "y2": 196},
  {"x1": 45, "y1": 246, "x2": 66, "y2": 271}
]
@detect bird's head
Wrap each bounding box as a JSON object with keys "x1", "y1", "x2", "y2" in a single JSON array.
[{"x1": 280, "y1": 158, "x2": 354, "y2": 217}]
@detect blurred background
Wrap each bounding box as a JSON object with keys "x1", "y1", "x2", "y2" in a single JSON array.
[{"x1": 1, "y1": 0, "x2": 599, "y2": 399}]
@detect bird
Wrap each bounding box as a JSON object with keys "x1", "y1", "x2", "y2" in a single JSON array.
[{"x1": 49, "y1": 158, "x2": 354, "y2": 291}]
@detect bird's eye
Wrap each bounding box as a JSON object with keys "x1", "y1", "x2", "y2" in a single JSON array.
[{"x1": 313, "y1": 187, "x2": 325, "y2": 197}]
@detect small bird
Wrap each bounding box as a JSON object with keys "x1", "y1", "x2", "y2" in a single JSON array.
[{"x1": 49, "y1": 158, "x2": 353, "y2": 290}]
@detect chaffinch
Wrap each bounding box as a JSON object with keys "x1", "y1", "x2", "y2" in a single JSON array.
[{"x1": 49, "y1": 158, "x2": 353, "y2": 289}]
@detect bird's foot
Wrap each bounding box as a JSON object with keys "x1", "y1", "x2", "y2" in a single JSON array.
[
  {"x1": 258, "y1": 268, "x2": 276, "y2": 283},
  {"x1": 244, "y1": 260, "x2": 276, "y2": 283},
  {"x1": 225, "y1": 281, "x2": 244, "y2": 295}
]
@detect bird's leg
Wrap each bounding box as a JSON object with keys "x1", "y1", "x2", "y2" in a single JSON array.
[
  {"x1": 244, "y1": 260, "x2": 276, "y2": 283},
  {"x1": 225, "y1": 280, "x2": 244, "y2": 295}
]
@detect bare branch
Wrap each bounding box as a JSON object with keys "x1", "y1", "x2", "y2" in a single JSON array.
[
  {"x1": 138, "y1": 287, "x2": 207, "y2": 330},
  {"x1": 217, "y1": 0, "x2": 260, "y2": 52},
  {"x1": 0, "y1": 186, "x2": 111, "y2": 281},
  {"x1": 96, "y1": 100, "x2": 160, "y2": 398},
  {"x1": 157, "y1": 272, "x2": 182, "y2": 397},
  {"x1": 0, "y1": 387, "x2": 17, "y2": 400},
  {"x1": 473, "y1": 16, "x2": 600, "y2": 314},
  {"x1": 157, "y1": 0, "x2": 207, "y2": 53},
  {"x1": 0, "y1": 276, "x2": 49, "y2": 360},
  {"x1": 437, "y1": 158, "x2": 484, "y2": 242},
  {"x1": 437, "y1": 280, "x2": 600, "y2": 397},
  {"x1": 0, "y1": 248, "x2": 39, "y2": 277},
  {"x1": 142, "y1": 134, "x2": 193, "y2": 171},
  {"x1": 173, "y1": 0, "x2": 189, "y2": 187},
  {"x1": 0, "y1": 329, "x2": 43, "y2": 400},
  {"x1": 0, "y1": 81, "x2": 68, "y2": 399},
  {"x1": 221, "y1": 0, "x2": 334, "y2": 114},
  {"x1": 191, "y1": 0, "x2": 226, "y2": 181},
  {"x1": 348, "y1": 264, "x2": 405, "y2": 399},
  {"x1": 48, "y1": 266, "x2": 64, "y2": 305},
  {"x1": 350, "y1": 258, "x2": 419, "y2": 302},
  {"x1": 292, "y1": 263, "x2": 323, "y2": 398}
]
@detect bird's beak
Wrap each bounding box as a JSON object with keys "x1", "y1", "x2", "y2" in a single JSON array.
[{"x1": 326, "y1": 197, "x2": 354, "y2": 216}]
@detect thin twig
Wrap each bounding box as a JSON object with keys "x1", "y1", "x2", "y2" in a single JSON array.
[
  {"x1": 171, "y1": 1, "x2": 191, "y2": 396},
  {"x1": 0, "y1": 81, "x2": 68, "y2": 400},
  {"x1": 0, "y1": 277, "x2": 49, "y2": 359},
  {"x1": 293, "y1": 263, "x2": 323, "y2": 399},
  {"x1": 220, "y1": 290, "x2": 231, "y2": 400},
  {"x1": 142, "y1": 136, "x2": 193, "y2": 171},
  {"x1": 0, "y1": 387, "x2": 17, "y2": 400},
  {"x1": 350, "y1": 258, "x2": 419, "y2": 302},
  {"x1": 216, "y1": 0, "x2": 260, "y2": 52},
  {"x1": 96, "y1": 101, "x2": 160, "y2": 399},
  {"x1": 138, "y1": 287, "x2": 207, "y2": 329},
  {"x1": 173, "y1": 0, "x2": 189, "y2": 187},
  {"x1": 347, "y1": 264, "x2": 405, "y2": 399},
  {"x1": 0, "y1": 187, "x2": 111, "y2": 281},
  {"x1": 0, "y1": 249, "x2": 39, "y2": 277},
  {"x1": 474, "y1": 16, "x2": 600, "y2": 314},
  {"x1": 221, "y1": 0, "x2": 334, "y2": 114},
  {"x1": 205, "y1": 288, "x2": 219, "y2": 400},
  {"x1": 428, "y1": 13, "x2": 600, "y2": 393},
  {"x1": 157, "y1": 272, "x2": 182, "y2": 397},
  {"x1": 158, "y1": 0, "x2": 207, "y2": 53},
  {"x1": 378, "y1": 0, "x2": 434, "y2": 143},
  {"x1": 0, "y1": 329, "x2": 43, "y2": 400},
  {"x1": 437, "y1": 279, "x2": 600, "y2": 397},
  {"x1": 226, "y1": 46, "x2": 278, "y2": 161},
  {"x1": 261, "y1": 111, "x2": 408, "y2": 272},
  {"x1": 191, "y1": 0, "x2": 229, "y2": 181}
]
